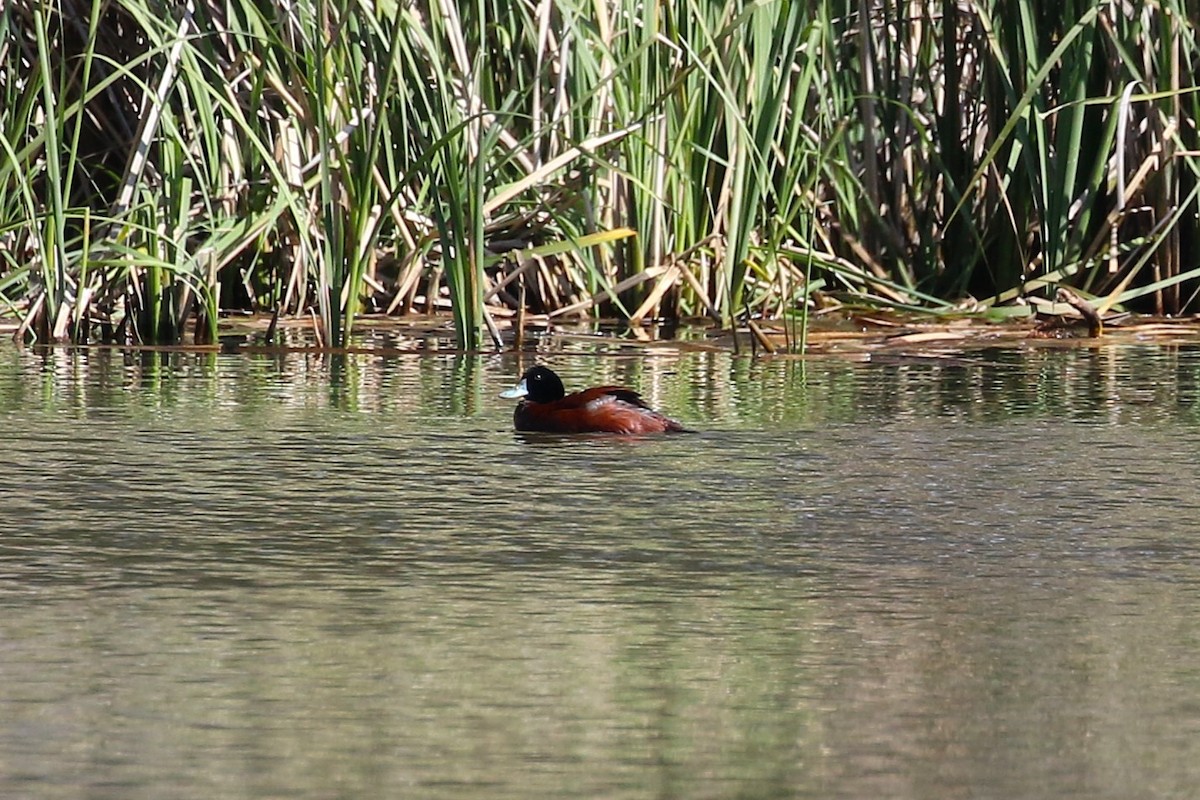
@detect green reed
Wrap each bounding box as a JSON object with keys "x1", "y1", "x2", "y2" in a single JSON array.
[{"x1": 1, "y1": 0, "x2": 1198, "y2": 350}]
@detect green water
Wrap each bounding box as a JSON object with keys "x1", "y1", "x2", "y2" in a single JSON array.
[{"x1": 2, "y1": 344, "x2": 1200, "y2": 799}]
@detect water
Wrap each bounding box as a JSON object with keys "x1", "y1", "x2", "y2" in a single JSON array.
[{"x1": 2, "y1": 343, "x2": 1200, "y2": 799}]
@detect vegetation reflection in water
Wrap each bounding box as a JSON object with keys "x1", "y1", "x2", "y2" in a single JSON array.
[
  {"x1": 5, "y1": 341, "x2": 1200, "y2": 427},
  {"x1": 3, "y1": 345, "x2": 1200, "y2": 799}
]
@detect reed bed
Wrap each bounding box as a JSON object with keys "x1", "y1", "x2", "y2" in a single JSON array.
[{"x1": 1, "y1": 0, "x2": 1198, "y2": 349}]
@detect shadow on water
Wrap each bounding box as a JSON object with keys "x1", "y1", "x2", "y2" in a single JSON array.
[{"x1": 3, "y1": 343, "x2": 1200, "y2": 799}]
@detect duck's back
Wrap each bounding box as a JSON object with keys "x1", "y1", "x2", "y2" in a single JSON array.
[{"x1": 514, "y1": 387, "x2": 686, "y2": 434}]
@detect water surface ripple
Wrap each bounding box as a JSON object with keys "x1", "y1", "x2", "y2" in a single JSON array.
[{"x1": 1, "y1": 345, "x2": 1199, "y2": 799}]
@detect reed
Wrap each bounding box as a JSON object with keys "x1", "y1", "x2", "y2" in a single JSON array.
[{"x1": 1, "y1": 0, "x2": 1198, "y2": 350}]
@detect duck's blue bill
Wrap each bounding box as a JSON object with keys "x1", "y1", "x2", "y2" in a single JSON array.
[{"x1": 499, "y1": 378, "x2": 529, "y2": 399}]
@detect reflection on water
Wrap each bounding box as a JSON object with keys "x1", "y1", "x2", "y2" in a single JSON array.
[{"x1": 2, "y1": 344, "x2": 1200, "y2": 799}]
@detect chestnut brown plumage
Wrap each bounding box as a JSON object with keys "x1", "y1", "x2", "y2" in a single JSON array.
[{"x1": 500, "y1": 366, "x2": 687, "y2": 434}]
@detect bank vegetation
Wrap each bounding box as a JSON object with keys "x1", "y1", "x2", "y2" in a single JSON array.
[{"x1": 1, "y1": 0, "x2": 1197, "y2": 349}]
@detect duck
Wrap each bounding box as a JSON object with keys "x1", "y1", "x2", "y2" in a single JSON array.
[{"x1": 499, "y1": 365, "x2": 687, "y2": 434}]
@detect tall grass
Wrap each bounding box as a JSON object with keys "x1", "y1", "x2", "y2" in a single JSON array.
[{"x1": 1, "y1": 0, "x2": 1199, "y2": 350}]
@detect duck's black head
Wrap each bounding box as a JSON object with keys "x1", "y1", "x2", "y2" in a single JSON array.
[{"x1": 499, "y1": 365, "x2": 566, "y2": 403}]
